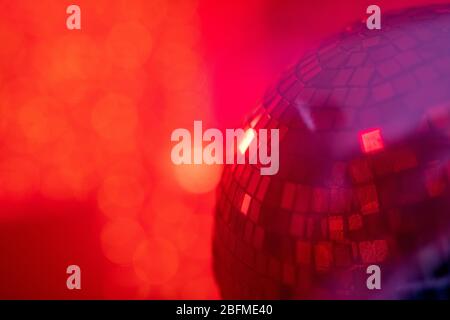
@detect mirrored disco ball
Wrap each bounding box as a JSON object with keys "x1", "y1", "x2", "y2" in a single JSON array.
[{"x1": 213, "y1": 4, "x2": 450, "y2": 299}]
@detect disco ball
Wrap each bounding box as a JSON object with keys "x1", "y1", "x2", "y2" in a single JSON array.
[{"x1": 213, "y1": 4, "x2": 450, "y2": 299}]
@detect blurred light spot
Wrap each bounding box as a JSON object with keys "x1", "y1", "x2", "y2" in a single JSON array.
[
  {"x1": 238, "y1": 128, "x2": 256, "y2": 154},
  {"x1": 114, "y1": 0, "x2": 168, "y2": 31},
  {"x1": 43, "y1": 35, "x2": 100, "y2": 83},
  {"x1": 143, "y1": 195, "x2": 192, "y2": 226},
  {"x1": 98, "y1": 173, "x2": 146, "y2": 219},
  {"x1": 17, "y1": 97, "x2": 69, "y2": 150},
  {"x1": 0, "y1": 157, "x2": 40, "y2": 198},
  {"x1": 250, "y1": 114, "x2": 261, "y2": 128},
  {"x1": 101, "y1": 218, "x2": 145, "y2": 265},
  {"x1": 0, "y1": 21, "x2": 24, "y2": 65},
  {"x1": 133, "y1": 237, "x2": 179, "y2": 285},
  {"x1": 360, "y1": 128, "x2": 384, "y2": 153},
  {"x1": 91, "y1": 94, "x2": 138, "y2": 152},
  {"x1": 106, "y1": 22, "x2": 153, "y2": 71},
  {"x1": 173, "y1": 159, "x2": 223, "y2": 194},
  {"x1": 142, "y1": 192, "x2": 209, "y2": 253}
]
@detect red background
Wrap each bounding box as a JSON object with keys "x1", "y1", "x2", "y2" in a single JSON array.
[{"x1": 0, "y1": 0, "x2": 447, "y2": 299}]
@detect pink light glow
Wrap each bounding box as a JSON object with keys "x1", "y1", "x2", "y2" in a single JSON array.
[
  {"x1": 238, "y1": 128, "x2": 256, "y2": 154},
  {"x1": 360, "y1": 128, "x2": 384, "y2": 153}
]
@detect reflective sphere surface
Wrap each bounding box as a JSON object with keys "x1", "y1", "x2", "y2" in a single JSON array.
[{"x1": 213, "y1": 4, "x2": 450, "y2": 299}]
